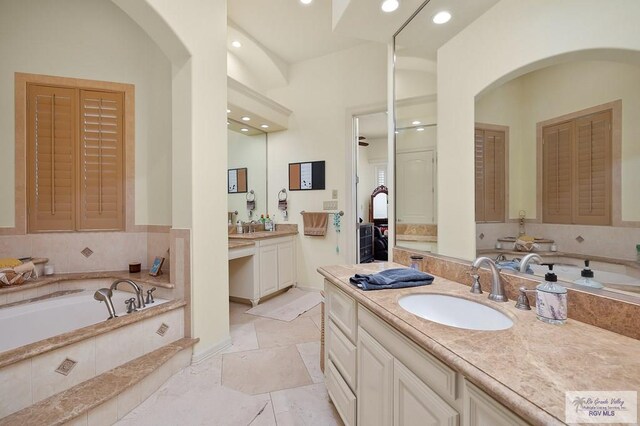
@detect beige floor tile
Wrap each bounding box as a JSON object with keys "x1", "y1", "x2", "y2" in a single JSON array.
[
  {"x1": 301, "y1": 304, "x2": 322, "y2": 318},
  {"x1": 296, "y1": 341, "x2": 324, "y2": 384},
  {"x1": 310, "y1": 313, "x2": 322, "y2": 330},
  {"x1": 254, "y1": 317, "x2": 320, "y2": 348},
  {"x1": 229, "y1": 301, "x2": 257, "y2": 326},
  {"x1": 221, "y1": 321, "x2": 259, "y2": 354},
  {"x1": 271, "y1": 382, "x2": 343, "y2": 426},
  {"x1": 222, "y1": 346, "x2": 312, "y2": 395}
]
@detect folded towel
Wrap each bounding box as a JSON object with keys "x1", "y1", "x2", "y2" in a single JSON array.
[
  {"x1": 303, "y1": 212, "x2": 328, "y2": 236},
  {"x1": 497, "y1": 261, "x2": 533, "y2": 274},
  {"x1": 350, "y1": 268, "x2": 434, "y2": 291}
]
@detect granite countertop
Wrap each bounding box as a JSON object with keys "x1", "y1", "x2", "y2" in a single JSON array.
[
  {"x1": 0, "y1": 270, "x2": 174, "y2": 295},
  {"x1": 396, "y1": 234, "x2": 438, "y2": 242},
  {"x1": 318, "y1": 262, "x2": 640, "y2": 426},
  {"x1": 228, "y1": 230, "x2": 298, "y2": 240},
  {"x1": 228, "y1": 240, "x2": 256, "y2": 249}
]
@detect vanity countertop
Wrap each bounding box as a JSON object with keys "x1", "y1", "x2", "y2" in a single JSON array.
[
  {"x1": 228, "y1": 240, "x2": 255, "y2": 249},
  {"x1": 396, "y1": 234, "x2": 438, "y2": 242},
  {"x1": 318, "y1": 262, "x2": 640, "y2": 426},
  {"x1": 228, "y1": 230, "x2": 298, "y2": 240}
]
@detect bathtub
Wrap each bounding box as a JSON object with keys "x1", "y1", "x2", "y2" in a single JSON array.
[
  {"x1": 529, "y1": 264, "x2": 640, "y2": 290},
  {"x1": 0, "y1": 289, "x2": 167, "y2": 353}
]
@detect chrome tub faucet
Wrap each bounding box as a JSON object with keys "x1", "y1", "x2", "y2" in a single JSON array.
[
  {"x1": 94, "y1": 288, "x2": 117, "y2": 319},
  {"x1": 519, "y1": 253, "x2": 542, "y2": 273},
  {"x1": 110, "y1": 279, "x2": 145, "y2": 309}
]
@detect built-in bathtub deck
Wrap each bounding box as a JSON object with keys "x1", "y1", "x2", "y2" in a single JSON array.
[{"x1": 0, "y1": 299, "x2": 186, "y2": 369}]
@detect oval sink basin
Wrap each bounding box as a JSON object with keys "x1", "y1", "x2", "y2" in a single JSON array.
[{"x1": 398, "y1": 294, "x2": 513, "y2": 331}]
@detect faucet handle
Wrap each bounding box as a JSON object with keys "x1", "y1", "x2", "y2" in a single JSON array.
[
  {"x1": 146, "y1": 287, "x2": 156, "y2": 304},
  {"x1": 515, "y1": 287, "x2": 533, "y2": 310},
  {"x1": 125, "y1": 297, "x2": 137, "y2": 314},
  {"x1": 469, "y1": 274, "x2": 483, "y2": 294}
]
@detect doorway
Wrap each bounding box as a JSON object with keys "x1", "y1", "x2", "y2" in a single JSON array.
[{"x1": 354, "y1": 112, "x2": 389, "y2": 263}]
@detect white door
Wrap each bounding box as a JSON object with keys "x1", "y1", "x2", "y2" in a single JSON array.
[
  {"x1": 394, "y1": 360, "x2": 459, "y2": 426},
  {"x1": 357, "y1": 327, "x2": 393, "y2": 426},
  {"x1": 396, "y1": 150, "x2": 435, "y2": 223},
  {"x1": 277, "y1": 241, "x2": 295, "y2": 289},
  {"x1": 259, "y1": 245, "x2": 278, "y2": 296}
]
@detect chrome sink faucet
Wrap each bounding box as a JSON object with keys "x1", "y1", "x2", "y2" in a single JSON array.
[
  {"x1": 110, "y1": 279, "x2": 145, "y2": 309},
  {"x1": 470, "y1": 257, "x2": 508, "y2": 302},
  {"x1": 519, "y1": 253, "x2": 542, "y2": 273}
]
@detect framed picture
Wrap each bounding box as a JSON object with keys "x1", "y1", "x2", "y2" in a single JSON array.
[
  {"x1": 289, "y1": 161, "x2": 325, "y2": 191},
  {"x1": 149, "y1": 256, "x2": 165, "y2": 277},
  {"x1": 228, "y1": 168, "x2": 248, "y2": 193}
]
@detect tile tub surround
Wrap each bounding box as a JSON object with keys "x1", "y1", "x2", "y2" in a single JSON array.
[
  {"x1": 0, "y1": 338, "x2": 198, "y2": 426},
  {"x1": 393, "y1": 247, "x2": 640, "y2": 340},
  {"x1": 318, "y1": 263, "x2": 640, "y2": 426}
]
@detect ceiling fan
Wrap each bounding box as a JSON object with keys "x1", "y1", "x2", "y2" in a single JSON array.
[{"x1": 358, "y1": 136, "x2": 369, "y2": 147}]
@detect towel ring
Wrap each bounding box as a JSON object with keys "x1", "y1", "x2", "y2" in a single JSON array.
[
  {"x1": 246, "y1": 190, "x2": 255, "y2": 201},
  {"x1": 278, "y1": 188, "x2": 287, "y2": 201}
]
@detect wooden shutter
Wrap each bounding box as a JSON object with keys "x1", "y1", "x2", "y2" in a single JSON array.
[
  {"x1": 542, "y1": 122, "x2": 573, "y2": 224},
  {"x1": 573, "y1": 111, "x2": 611, "y2": 225},
  {"x1": 78, "y1": 90, "x2": 124, "y2": 231},
  {"x1": 475, "y1": 128, "x2": 506, "y2": 222},
  {"x1": 27, "y1": 85, "x2": 77, "y2": 232}
]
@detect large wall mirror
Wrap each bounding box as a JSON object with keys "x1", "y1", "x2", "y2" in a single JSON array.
[
  {"x1": 474, "y1": 55, "x2": 640, "y2": 298},
  {"x1": 227, "y1": 118, "x2": 267, "y2": 223}
]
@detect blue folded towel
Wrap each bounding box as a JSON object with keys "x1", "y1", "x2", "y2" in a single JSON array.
[
  {"x1": 496, "y1": 261, "x2": 533, "y2": 274},
  {"x1": 350, "y1": 268, "x2": 434, "y2": 291}
]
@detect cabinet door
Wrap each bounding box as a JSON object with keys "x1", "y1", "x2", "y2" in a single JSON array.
[
  {"x1": 277, "y1": 240, "x2": 295, "y2": 289},
  {"x1": 259, "y1": 244, "x2": 278, "y2": 296},
  {"x1": 394, "y1": 360, "x2": 459, "y2": 426},
  {"x1": 464, "y1": 380, "x2": 529, "y2": 426},
  {"x1": 357, "y1": 327, "x2": 393, "y2": 426}
]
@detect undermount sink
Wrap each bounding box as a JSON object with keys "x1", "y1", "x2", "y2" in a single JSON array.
[{"x1": 398, "y1": 294, "x2": 513, "y2": 331}]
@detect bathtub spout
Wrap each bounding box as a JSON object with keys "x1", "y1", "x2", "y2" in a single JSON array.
[
  {"x1": 94, "y1": 288, "x2": 117, "y2": 319},
  {"x1": 110, "y1": 279, "x2": 145, "y2": 309}
]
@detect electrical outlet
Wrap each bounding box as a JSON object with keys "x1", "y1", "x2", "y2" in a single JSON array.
[
  {"x1": 332, "y1": 189, "x2": 338, "y2": 200},
  {"x1": 323, "y1": 200, "x2": 338, "y2": 210}
]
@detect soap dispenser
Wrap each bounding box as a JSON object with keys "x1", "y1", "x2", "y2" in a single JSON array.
[
  {"x1": 574, "y1": 260, "x2": 604, "y2": 289},
  {"x1": 535, "y1": 264, "x2": 567, "y2": 325}
]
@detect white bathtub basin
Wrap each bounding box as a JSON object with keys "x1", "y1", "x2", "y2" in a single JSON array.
[
  {"x1": 0, "y1": 290, "x2": 167, "y2": 353},
  {"x1": 398, "y1": 294, "x2": 513, "y2": 331},
  {"x1": 529, "y1": 264, "x2": 640, "y2": 288}
]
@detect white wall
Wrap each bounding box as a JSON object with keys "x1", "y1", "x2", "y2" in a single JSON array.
[
  {"x1": 476, "y1": 60, "x2": 640, "y2": 221},
  {"x1": 0, "y1": 0, "x2": 173, "y2": 227},
  {"x1": 437, "y1": 0, "x2": 640, "y2": 260},
  {"x1": 357, "y1": 145, "x2": 375, "y2": 222},
  {"x1": 266, "y1": 42, "x2": 387, "y2": 289},
  {"x1": 227, "y1": 131, "x2": 267, "y2": 222}
]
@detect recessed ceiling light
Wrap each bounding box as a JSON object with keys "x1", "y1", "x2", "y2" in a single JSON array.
[
  {"x1": 300, "y1": 0, "x2": 312, "y2": 4},
  {"x1": 394, "y1": 131, "x2": 399, "y2": 134},
  {"x1": 381, "y1": 0, "x2": 399, "y2": 13},
  {"x1": 231, "y1": 40, "x2": 242, "y2": 48},
  {"x1": 241, "y1": 116, "x2": 251, "y2": 121},
  {"x1": 241, "y1": 128, "x2": 249, "y2": 132},
  {"x1": 412, "y1": 120, "x2": 421, "y2": 125},
  {"x1": 260, "y1": 124, "x2": 269, "y2": 129},
  {"x1": 227, "y1": 109, "x2": 231, "y2": 113},
  {"x1": 416, "y1": 127, "x2": 425, "y2": 132},
  {"x1": 433, "y1": 11, "x2": 452, "y2": 24},
  {"x1": 227, "y1": 121, "x2": 230, "y2": 125}
]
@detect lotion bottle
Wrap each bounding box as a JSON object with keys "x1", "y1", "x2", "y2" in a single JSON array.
[
  {"x1": 574, "y1": 260, "x2": 604, "y2": 289},
  {"x1": 536, "y1": 264, "x2": 567, "y2": 325}
]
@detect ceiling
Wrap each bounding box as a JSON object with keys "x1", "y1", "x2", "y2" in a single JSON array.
[{"x1": 358, "y1": 112, "x2": 388, "y2": 140}]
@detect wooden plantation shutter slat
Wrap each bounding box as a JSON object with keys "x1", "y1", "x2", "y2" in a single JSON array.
[
  {"x1": 78, "y1": 90, "x2": 124, "y2": 230},
  {"x1": 28, "y1": 85, "x2": 76, "y2": 232},
  {"x1": 475, "y1": 128, "x2": 506, "y2": 223},
  {"x1": 573, "y1": 111, "x2": 611, "y2": 225},
  {"x1": 542, "y1": 122, "x2": 573, "y2": 224}
]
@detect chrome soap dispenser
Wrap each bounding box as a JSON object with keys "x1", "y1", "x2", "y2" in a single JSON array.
[
  {"x1": 536, "y1": 264, "x2": 567, "y2": 325},
  {"x1": 574, "y1": 260, "x2": 604, "y2": 289}
]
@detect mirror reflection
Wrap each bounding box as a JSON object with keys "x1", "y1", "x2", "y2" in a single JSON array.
[
  {"x1": 474, "y1": 57, "x2": 640, "y2": 297},
  {"x1": 227, "y1": 118, "x2": 267, "y2": 224}
]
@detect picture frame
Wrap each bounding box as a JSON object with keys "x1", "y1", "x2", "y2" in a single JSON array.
[
  {"x1": 288, "y1": 161, "x2": 325, "y2": 191},
  {"x1": 228, "y1": 168, "x2": 248, "y2": 193},
  {"x1": 149, "y1": 256, "x2": 165, "y2": 277}
]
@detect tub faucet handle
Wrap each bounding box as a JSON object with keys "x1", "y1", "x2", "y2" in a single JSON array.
[
  {"x1": 125, "y1": 297, "x2": 137, "y2": 314},
  {"x1": 146, "y1": 287, "x2": 156, "y2": 304}
]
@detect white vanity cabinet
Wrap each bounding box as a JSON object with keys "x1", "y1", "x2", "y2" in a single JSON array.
[
  {"x1": 323, "y1": 279, "x2": 530, "y2": 426},
  {"x1": 229, "y1": 236, "x2": 296, "y2": 306}
]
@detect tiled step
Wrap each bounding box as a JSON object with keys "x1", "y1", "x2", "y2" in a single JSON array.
[{"x1": 0, "y1": 337, "x2": 198, "y2": 426}]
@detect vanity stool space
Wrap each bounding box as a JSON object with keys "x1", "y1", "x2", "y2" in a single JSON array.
[
  {"x1": 229, "y1": 235, "x2": 296, "y2": 306},
  {"x1": 323, "y1": 280, "x2": 529, "y2": 426}
]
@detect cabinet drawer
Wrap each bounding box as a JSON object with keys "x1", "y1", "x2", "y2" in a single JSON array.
[
  {"x1": 325, "y1": 281, "x2": 357, "y2": 343},
  {"x1": 358, "y1": 305, "x2": 458, "y2": 403},
  {"x1": 327, "y1": 359, "x2": 357, "y2": 426},
  {"x1": 327, "y1": 319, "x2": 356, "y2": 390}
]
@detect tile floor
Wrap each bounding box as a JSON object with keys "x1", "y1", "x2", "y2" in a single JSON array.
[{"x1": 116, "y1": 300, "x2": 343, "y2": 425}]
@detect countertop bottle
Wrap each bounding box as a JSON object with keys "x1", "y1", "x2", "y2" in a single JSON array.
[
  {"x1": 236, "y1": 220, "x2": 243, "y2": 234},
  {"x1": 574, "y1": 260, "x2": 604, "y2": 289},
  {"x1": 535, "y1": 264, "x2": 567, "y2": 325}
]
